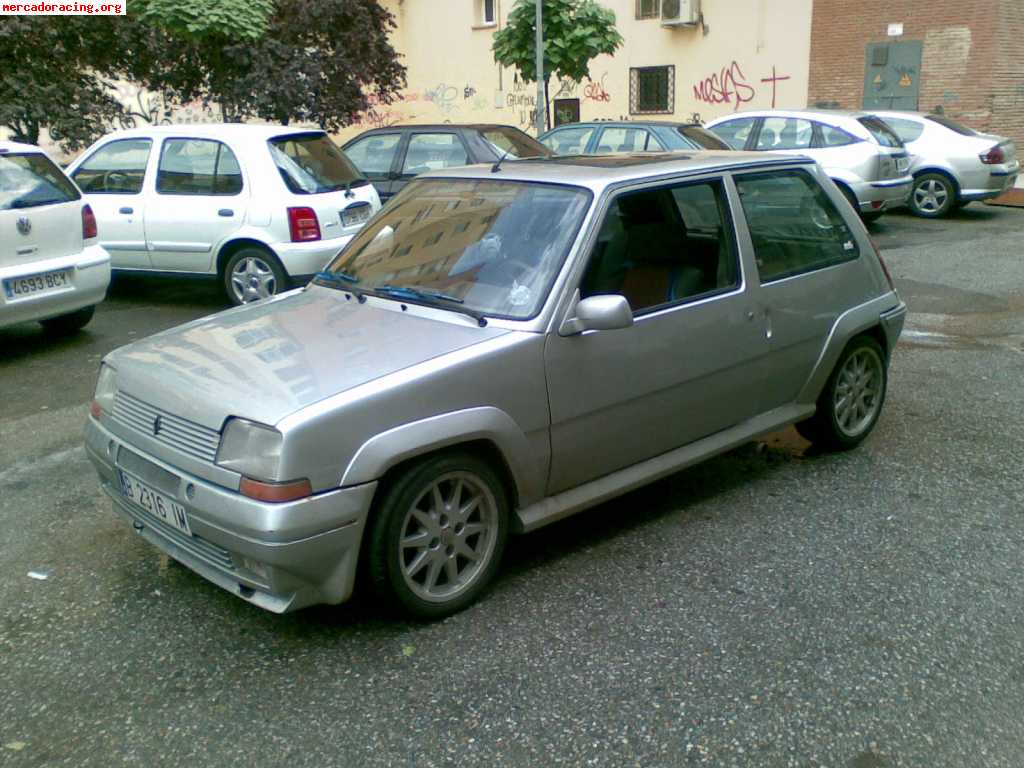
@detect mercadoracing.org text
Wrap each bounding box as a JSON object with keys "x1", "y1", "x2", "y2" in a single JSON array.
[{"x1": 2, "y1": 1, "x2": 124, "y2": 14}]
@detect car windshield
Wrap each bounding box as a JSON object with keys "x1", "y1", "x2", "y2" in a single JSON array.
[
  {"x1": 857, "y1": 117, "x2": 903, "y2": 148},
  {"x1": 0, "y1": 152, "x2": 80, "y2": 211},
  {"x1": 323, "y1": 178, "x2": 591, "y2": 320},
  {"x1": 678, "y1": 126, "x2": 731, "y2": 150},
  {"x1": 268, "y1": 133, "x2": 367, "y2": 194},
  {"x1": 479, "y1": 128, "x2": 552, "y2": 159},
  {"x1": 925, "y1": 115, "x2": 977, "y2": 136}
]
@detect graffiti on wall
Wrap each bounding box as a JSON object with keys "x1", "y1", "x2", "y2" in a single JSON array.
[
  {"x1": 583, "y1": 73, "x2": 612, "y2": 103},
  {"x1": 692, "y1": 62, "x2": 792, "y2": 111}
]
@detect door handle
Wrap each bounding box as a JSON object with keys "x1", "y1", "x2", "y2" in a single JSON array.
[
  {"x1": 119, "y1": 206, "x2": 133, "y2": 214},
  {"x1": 218, "y1": 208, "x2": 234, "y2": 217}
]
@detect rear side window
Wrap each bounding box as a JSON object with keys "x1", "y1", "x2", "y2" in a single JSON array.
[
  {"x1": 72, "y1": 139, "x2": 151, "y2": 194},
  {"x1": 857, "y1": 117, "x2": 903, "y2": 148},
  {"x1": 270, "y1": 133, "x2": 366, "y2": 194},
  {"x1": 881, "y1": 117, "x2": 925, "y2": 143},
  {"x1": 679, "y1": 126, "x2": 731, "y2": 150},
  {"x1": 598, "y1": 127, "x2": 651, "y2": 152},
  {"x1": 708, "y1": 118, "x2": 756, "y2": 149},
  {"x1": 541, "y1": 126, "x2": 594, "y2": 154},
  {"x1": 0, "y1": 152, "x2": 80, "y2": 211},
  {"x1": 756, "y1": 117, "x2": 813, "y2": 150},
  {"x1": 157, "y1": 138, "x2": 243, "y2": 195},
  {"x1": 344, "y1": 133, "x2": 401, "y2": 179},
  {"x1": 817, "y1": 123, "x2": 860, "y2": 147},
  {"x1": 735, "y1": 169, "x2": 859, "y2": 284},
  {"x1": 925, "y1": 115, "x2": 977, "y2": 136}
]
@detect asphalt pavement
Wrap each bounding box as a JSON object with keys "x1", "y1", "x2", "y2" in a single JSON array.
[{"x1": 2, "y1": 206, "x2": 1023, "y2": 767}]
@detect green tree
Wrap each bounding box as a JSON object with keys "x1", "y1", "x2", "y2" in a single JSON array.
[{"x1": 492, "y1": 0, "x2": 623, "y2": 131}]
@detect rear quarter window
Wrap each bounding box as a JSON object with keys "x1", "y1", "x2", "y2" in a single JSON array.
[
  {"x1": 0, "y1": 152, "x2": 80, "y2": 211},
  {"x1": 857, "y1": 117, "x2": 903, "y2": 148},
  {"x1": 735, "y1": 169, "x2": 859, "y2": 284}
]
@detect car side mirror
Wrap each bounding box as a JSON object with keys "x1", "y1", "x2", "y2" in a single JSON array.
[{"x1": 560, "y1": 294, "x2": 634, "y2": 335}]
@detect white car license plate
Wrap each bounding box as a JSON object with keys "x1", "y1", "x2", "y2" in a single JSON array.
[
  {"x1": 341, "y1": 205, "x2": 372, "y2": 228},
  {"x1": 119, "y1": 471, "x2": 192, "y2": 536},
  {"x1": 3, "y1": 269, "x2": 70, "y2": 300}
]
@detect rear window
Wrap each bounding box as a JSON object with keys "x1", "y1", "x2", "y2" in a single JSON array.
[
  {"x1": 479, "y1": 127, "x2": 551, "y2": 159},
  {"x1": 0, "y1": 152, "x2": 80, "y2": 211},
  {"x1": 269, "y1": 133, "x2": 367, "y2": 194},
  {"x1": 678, "y1": 126, "x2": 731, "y2": 150},
  {"x1": 925, "y1": 115, "x2": 977, "y2": 136},
  {"x1": 857, "y1": 117, "x2": 903, "y2": 148}
]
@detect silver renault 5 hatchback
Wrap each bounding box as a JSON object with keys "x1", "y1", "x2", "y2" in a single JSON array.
[{"x1": 85, "y1": 152, "x2": 906, "y2": 619}]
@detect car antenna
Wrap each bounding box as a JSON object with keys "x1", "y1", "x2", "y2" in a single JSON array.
[{"x1": 491, "y1": 147, "x2": 513, "y2": 173}]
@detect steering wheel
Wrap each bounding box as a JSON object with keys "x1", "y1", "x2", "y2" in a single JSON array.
[{"x1": 102, "y1": 170, "x2": 130, "y2": 192}]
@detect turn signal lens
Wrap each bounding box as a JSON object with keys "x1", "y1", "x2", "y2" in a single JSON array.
[{"x1": 239, "y1": 476, "x2": 312, "y2": 503}]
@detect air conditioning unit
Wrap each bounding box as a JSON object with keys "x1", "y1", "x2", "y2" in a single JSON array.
[{"x1": 661, "y1": 0, "x2": 700, "y2": 27}]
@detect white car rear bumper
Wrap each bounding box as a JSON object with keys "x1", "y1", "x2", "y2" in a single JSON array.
[
  {"x1": 274, "y1": 234, "x2": 357, "y2": 279},
  {"x1": 0, "y1": 244, "x2": 111, "y2": 329}
]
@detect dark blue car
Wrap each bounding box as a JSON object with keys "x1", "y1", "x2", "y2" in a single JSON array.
[{"x1": 539, "y1": 121, "x2": 731, "y2": 155}]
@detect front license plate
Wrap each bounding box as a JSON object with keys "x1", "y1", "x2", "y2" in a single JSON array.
[
  {"x1": 341, "y1": 205, "x2": 372, "y2": 228},
  {"x1": 3, "y1": 269, "x2": 70, "y2": 300},
  {"x1": 119, "y1": 471, "x2": 192, "y2": 536}
]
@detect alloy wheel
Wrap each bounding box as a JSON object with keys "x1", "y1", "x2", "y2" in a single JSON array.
[
  {"x1": 912, "y1": 178, "x2": 950, "y2": 214},
  {"x1": 230, "y1": 256, "x2": 278, "y2": 303},
  {"x1": 832, "y1": 346, "x2": 884, "y2": 438},
  {"x1": 398, "y1": 471, "x2": 499, "y2": 603}
]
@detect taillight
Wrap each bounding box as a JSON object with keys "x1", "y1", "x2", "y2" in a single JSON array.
[
  {"x1": 82, "y1": 204, "x2": 98, "y2": 239},
  {"x1": 870, "y1": 237, "x2": 895, "y2": 290},
  {"x1": 980, "y1": 145, "x2": 1005, "y2": 165},
  {"x1": 287, "y1": 206, "x2": 321, "y2": 242}
]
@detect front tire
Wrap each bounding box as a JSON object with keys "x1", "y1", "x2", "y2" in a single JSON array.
[
  {"x1": 909, "y1": 173, "x2": 956, "y2": 218},
  {"x1": 39, "y1": 305, "x2": 95, "y2": 335},
  {"x1": 795, "y1": 335, "x2": 887, "y2": 451},
  {"x1": 367, "y1": 452, "x2": 509, "y2": 620},
  {"x1": 223, "y1": 247, "x2": 287, "y2": 306}
]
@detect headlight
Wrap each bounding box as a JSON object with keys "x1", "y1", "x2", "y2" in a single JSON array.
[
  {"x1": 90, "y1": 364, "x2": 117, "y2": 419},
  {"x1": 215, "y1": 418, "x2": 284, "y2": 482}
]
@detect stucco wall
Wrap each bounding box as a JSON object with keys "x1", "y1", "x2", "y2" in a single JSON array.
[{"x1": 336, "y1": 0, "x2": 812, "y2": 142}]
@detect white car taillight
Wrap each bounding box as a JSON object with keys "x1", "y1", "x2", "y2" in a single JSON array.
[{"x1": 82, "y1": 204, "x2": 98, "y2": 240}]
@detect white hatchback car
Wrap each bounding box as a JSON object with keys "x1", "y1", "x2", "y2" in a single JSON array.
[
  {"x1": 66, "y1": 125, "x2": 381, "y2": 305},
  {"x1": 1, "y1": 141, "x2": 110, "y2": 333}
]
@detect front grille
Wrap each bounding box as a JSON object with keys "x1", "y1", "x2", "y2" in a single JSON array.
[
  {"x1": 112, "y1": 392, "x2": 220, "y2": 463},
  {"x1": 123, "y1": 496, "x2": 235, "y2": 571}
]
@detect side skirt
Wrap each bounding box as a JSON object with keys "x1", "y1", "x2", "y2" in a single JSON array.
[{"x1": 514, "y1": 403, "x2": 814, "y2": 534}]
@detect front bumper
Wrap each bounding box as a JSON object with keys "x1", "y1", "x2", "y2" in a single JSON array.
[
  {"x1": 85, "y1": 416, "x2": 377, "y2": 613},
  {"x1": 0, "y1": 244, "x2": 110, "y2": 329},
  {"x1": 274, "y1": 234, "x2": 357, "y2": 280}
]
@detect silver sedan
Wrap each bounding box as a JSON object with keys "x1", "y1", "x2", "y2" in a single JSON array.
[{"x1": 871, "y1": 111, "x2": 1020, "y2": 218}]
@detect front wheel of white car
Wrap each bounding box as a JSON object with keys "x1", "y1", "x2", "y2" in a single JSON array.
[
  {"x1": 366, "y1": 451, "x2": 509, "y2": 620},
  {"x1": 223, "y1": 247, "x2": 288, "y2": 305}
]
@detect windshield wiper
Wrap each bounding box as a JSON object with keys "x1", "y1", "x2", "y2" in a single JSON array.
[
  {"x1": 372, "y1": 284, "x2": 488, "y2": 326},
  {"x1": 314, "y1": 270, "x2": 359, "y2": 285}
]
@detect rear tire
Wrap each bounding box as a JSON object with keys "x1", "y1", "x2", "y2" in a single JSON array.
[
  {"x1": 795, "y1": 335, "x2": 887, "y2": 451},
  {"x1": 222, "y1": 247, "x2": 288, "y2": 306},
  {"x1": 366, "y1": 451, "x2": 509, "y2": 620},
  {"x1": 39, "y1": 305, "x2": 95, "y2": 335}
]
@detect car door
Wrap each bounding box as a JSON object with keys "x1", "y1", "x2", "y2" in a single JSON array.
[
  {"x1": 69, "y1": 137, "x2": 154, "y2": 269},
  {"x1": 144, "y1": 137, "x2": 247, "y2": 272},
  {"x1": 393, "y1": 132, "x2": 470, "y2": 197},
  {"x1": 342, "y1": 132, "x2": 404, "y2": 201},
  {"x1": 544, "y1": 175, "x2": 767, "y2": 494},
  {"x1": 731, "y1": 166, "x2": 869, "y2": 410}
]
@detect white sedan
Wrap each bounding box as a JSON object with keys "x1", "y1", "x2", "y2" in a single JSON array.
[{"x1": 1, "y1": 141, "x2": 110, "y2": 333}]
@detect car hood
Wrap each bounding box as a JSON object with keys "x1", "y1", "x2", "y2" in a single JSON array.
[{"x1": 107, "y1": 286, "x2": 510, "y2": 430}]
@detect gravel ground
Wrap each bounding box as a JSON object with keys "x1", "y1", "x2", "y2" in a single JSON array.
[{"x1": 1, "y1": 206, "x2": 1023, "y2": 767}]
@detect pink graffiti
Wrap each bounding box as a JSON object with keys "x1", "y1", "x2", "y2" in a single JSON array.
[
  {"x1": 759, "y1": 66, "x2": 792, "y2": 108},
  {"x1": 692, "y1": 61, "x2": 756, "y2": 111},
  {"x1": 583, "y1": 73, "x2": 611, "y2": 103}
]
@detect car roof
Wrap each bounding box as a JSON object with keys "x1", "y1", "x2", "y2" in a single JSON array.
[
  {"x1": 709, "y1": 109, "x2": 874, "y2": 122},
  {"x1": 0, "y1": 140, "x2": 47, "y2": 154},
  {"x1": 346, "y1": 124, "x2": 529, "y2": 136},
  {"x1": 419, "y1": 150, "x2": 812, "y2": 190},
  {"x1": 546, "y1": 121, "x2": 700, "y2": 131},
  {"x1": 86, "y1": 124, "x2": 328, "y2": 142}
]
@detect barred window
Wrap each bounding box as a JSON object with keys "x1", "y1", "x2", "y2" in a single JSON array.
[
  {"x1": 630, "y1": 66, "x2": 675, "y2": 115},
  {"x1": 636, "y1": 0, "x2": 660, "y2": 19}
]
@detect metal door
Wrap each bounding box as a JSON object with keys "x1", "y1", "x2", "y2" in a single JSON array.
[{"x1": 863, "y1": 41, "x2": 922, "y2": 110}]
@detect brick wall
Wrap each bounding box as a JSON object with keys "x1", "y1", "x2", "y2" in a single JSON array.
[{"x1": 808, "y1": 0, "x2": 1023, "y2": 149}]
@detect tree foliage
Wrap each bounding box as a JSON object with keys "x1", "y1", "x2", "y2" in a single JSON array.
[
  {"x1": 0, "y1": 17, "x2": 125, "y2": 149},
  {"x1": 492, "y1": 0, "x2": 623, "y2": 86},
  {"x1": 129, "y1": 0, "x2": 274, "y2": 41}
]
